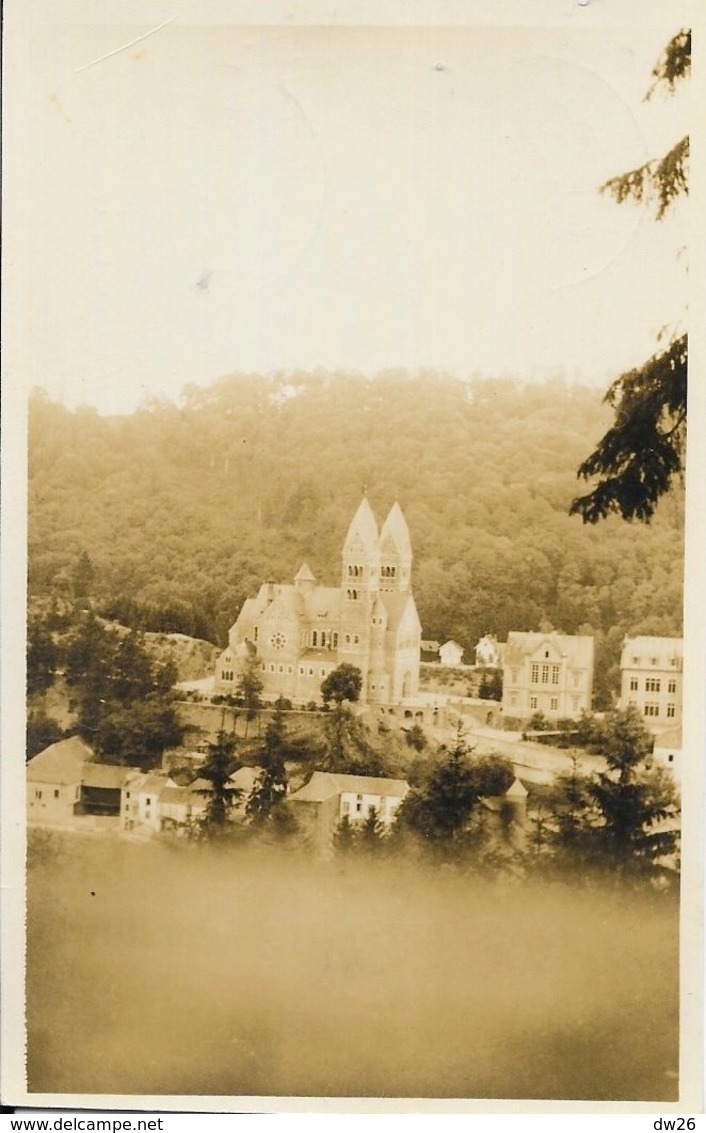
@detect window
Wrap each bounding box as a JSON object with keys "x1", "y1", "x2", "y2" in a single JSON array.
[
  {"x1": 511, "y1": 668, "x2": 519, "y2": 683},
  {"x1": 261, "y1": 663, "x2": 266, "y2": 671},
  {"x1": 356, "y1": 794, "x2": 363, "y2": 813},
  {"x1": 630, "y1": 678, "x2": 638, "y2": 691},
  {"x1": 550, "y1": 697, "x2": 558, "y2": 711},
  {"x1": 644, "y1": 703, "x2": 660, "y2": 717},
  {"x1": 54, "y1": 789, "x2": 59, "y2": 799},
  {"x1": 530, "y1": 695, "x2": 538, "y2": 709},
  {"x1": 571, "y1": 696, "x2": 580, "y2": 712},
  {"x1": 309, "y1": 667, "x2": 314, "y2": 676},
  {"x1": 299, "y1": 666, "x2": 304, "y2": 676},
  {"x1": 531, "y1": 663, "x2": 539, "y2": 684},
  {"x1": 645, "y1": 678, "x2": 661, "y2": 693},
  {"x1": 668, "y1": 679, "x2": 677, "y2": 694},
  {"x1": 541, "y1": 664, "x2": 549, "y2": 684},
  {"x1": 354, "y1": 635, "x2": 359, "y2": 644},
  {"x1": 651, "y1": 657, "x2": 658, "y2": 666},
  {"x1": 278, "y1": 664, "x2": 283, "y2": 673},
  {"x1": 551, "y1": 665, "x2": 560, "y2": 685},
  {"x1": 254, "y1": 627, "x2": 258, "y2": 641},
  {"x1": 667, "y1": 704, "x2": 676, "y2": 718},
  {"x1": 145, "y1": 797, "x2": 151, "y2": 806},
  {"x1": 35, "y1": 790, "x2": 42, "y2": 800},
  {"x1": 269, "y1": 663, "x2": 275, "y2": 672},
  {"x1": 342, "y1": 801, "x2": 350, "y2": 815},
  {"x1": 312, "y1": 631, "x2": 318, "y2": 647},
  {"x1": 333, "y1": 633, "x2": 339, "y2": 647},
  {"x1": 572, "y1": 672, "x2": 580, "y2": 688},
  {"x1": 345, "y1": 634, "x2": 350, "y2": 644},
  {"x1": 270, "y1": 632, "x2": 287, "y2": 650},
  {"x1": 544, "y1": 650, "x2": 549, "y2": 659},
  {"x1": 668, "y1": 754, "x2": 674, "y2": 763},
  {"x1": 287, "y1": 665, "x2": 293, "y2": 674},
  {"x1": 510, "y1": 693, "x2": 517, "y2": 706}
]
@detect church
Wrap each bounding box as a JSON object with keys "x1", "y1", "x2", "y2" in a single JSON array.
[{"x1": 215, "y1": 497, "x2": 422, "y2": 706}]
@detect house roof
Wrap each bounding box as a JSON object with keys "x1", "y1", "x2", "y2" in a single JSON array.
[
  {"x1": 288, "y1": 770, "x2": 409, "y2": 804},
  {"x1": 229, "y1": 766, "x2": 260, "y2": 792},
  {"x1": 440, "y1": 639, "x2": 463, "y2": 652},
  {"x1": 505, "y1": 777, "x2": 528, "y2": 799},
  {"x1": 503, "y1": 631, "x2": 593, "y2": 668},
  {"x1": 653, "y1": 726, "x2": 682, "y2": 751},
  {"x1": 27, "y1": 736, "x2": 94, "y2": 785},
  {"x1": 80, "y1": 763, "x2": 128, "y2": 790},
  {"x1": 421, "y1": 639, "x2": 440, "y2": 652},
  {"x1": 620, "y1": 635, "x2": 683, "y2": 669}
]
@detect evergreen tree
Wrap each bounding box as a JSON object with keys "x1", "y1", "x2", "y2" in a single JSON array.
[
  {"x1": 236, "y1": 654, "x2": 264, "y2": 737},
  {"x1": 197, "y1": 730, "x2": 242, "y2": 831},
  {"x1": 27, "y1": 618, "x2": 58, "y2": 696},
  {"x1": 571, "y1": 31, "x2": 689, "y2": 523},
  {"x1": 246, "y1": 700, "x2": 289, "y2": 825}
]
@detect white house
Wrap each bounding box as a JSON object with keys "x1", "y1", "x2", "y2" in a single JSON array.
[
  {"x1": 287, "y1": 771, "x2": 410, "y2": 851},
  {"x1": 501, "y1": 631, "x2": 594, "y2": 721},
  {"x1": 475, "y1": 634, "x2": 502, "y2": 668},
  {"x1": 121, "y1": 771, "x2": 176, "y2": 832},
  {"x1": 652, "y1": 726, "x2": 682, "y2": 783},
  {"x1": 439, "y1": 640, "x2": 464, "y2": 667},
  {"x1": 618, "y1": 635, "x2": 683, "y2": 734}
]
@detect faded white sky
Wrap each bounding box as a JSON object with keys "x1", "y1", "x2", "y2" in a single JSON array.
[{"x1": 7, "y1": 1, "x2": 691, "y2": 414}]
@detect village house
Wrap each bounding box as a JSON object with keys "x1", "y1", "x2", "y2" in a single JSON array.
[
  {"x1": 27, "y1": 736, "x2": 126, "y2": 829},
  {"x1": 439, "y1": 640, "x2": 464, "y2": 667},
  {"x1": 475, "y1": 634, "x2": 503, "y2": 668},
  {"x1": 618, "y1": 635, "x2": 683, "y2": 734},
  {"x1": 652, "y1": 726, "x2": 682, "y2": 783},
  {"x1": 501, "y1": 631, "x2": 594, "y2": 722},
  {"x1": 286, "y1": 771, "x2": 410, "y2": 852},
  {"x1": 215, "y1": 497, "x2": 422, "y2": 706},
  {"x1": 121, "y1": 771, "x2": 176, "y2": 833}
]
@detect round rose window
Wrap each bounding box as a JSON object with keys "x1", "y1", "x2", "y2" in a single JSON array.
[{"x1": 270, "y1": 632, "x2": 287, "y2": 650}]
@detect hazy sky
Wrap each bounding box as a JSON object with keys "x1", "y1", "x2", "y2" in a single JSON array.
[{"x1": 9, "y1": 1, "x2": 691, "y2": 414}]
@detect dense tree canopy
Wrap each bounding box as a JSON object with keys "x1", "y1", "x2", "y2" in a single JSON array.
[{"x1": 28, "y1": 371, "x2": 684, "y2": 704}]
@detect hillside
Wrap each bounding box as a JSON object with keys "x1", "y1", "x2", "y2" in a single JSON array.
[{"x1": 28, "y1": 371, "x2": 684, "y2": 704}]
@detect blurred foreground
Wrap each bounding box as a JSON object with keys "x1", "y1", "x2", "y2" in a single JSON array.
[{"x1": 27, "y1": 832, "x2": 679, "y2": 1101}]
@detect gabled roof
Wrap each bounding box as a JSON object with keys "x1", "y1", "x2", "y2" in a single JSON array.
[
  {"x1": 303, "y1": 587, "x2": 343, "y2": 621},
  {"x1": 81, "y1": 763, "x2": 128, "y2": 790},
  {"x1": 294, "y1": 562, "x2": 316, "y2": 583},
  {"x1": 620, "y1": 636, "x2": 683, "y2": 669},
  {"x1": 27, "y1": 736, "x2": 94, "y2": 785},
  {"x1": 379, "y1": 591, "x2": 420, "y2": 634},
  {"x1": 503, "y1": 631, "x2": 593, "y2": 668},
  {"x1": 229, "y1": 766, "x2": 260, "y2": 792},
  {"x1": 288, "y1": 770, "x2": 409, "y2": 803}
]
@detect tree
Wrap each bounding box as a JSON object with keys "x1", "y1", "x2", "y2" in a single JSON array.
[
  {"x1": 197, "y1": 730, "x2": 242, "y2": 832},
  {"x1": 245, "y1": 700, "x2": 289, "y2": 825},
  {"x1": 27, "y1": 618, "x2": 58, "y2": 696},
  {"x1": 544, "y1": 707, "x2": 679, "y2": 878},
  {"x1": 397, "y1": 729, "x2": 514, "y2": 850},
  {"x1": 571, "y1": 31, "x2": 689, "y2": 523},
  {"x1": 72, "y1": 550, "x2": 95, "y2": 600},
  {"x1": 236, "y1": 654, "x2": 263, "y2": 737},
  {"x1": 321, "y1": 663, "x2": 363, "y2": 706}
]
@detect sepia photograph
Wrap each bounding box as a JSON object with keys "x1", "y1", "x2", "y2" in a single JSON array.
[{"x1": 1, "y1": 0, "x2": 703, "y2": 1115}]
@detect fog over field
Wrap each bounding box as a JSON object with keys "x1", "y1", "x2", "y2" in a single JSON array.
[{"x1": 27, "y1": 834, "x2": 678, "y2": 1101}]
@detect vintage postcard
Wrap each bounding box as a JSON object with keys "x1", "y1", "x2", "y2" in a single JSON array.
[{"x1": 1, "y1": 0, "x2": 703, "y2": 1118}]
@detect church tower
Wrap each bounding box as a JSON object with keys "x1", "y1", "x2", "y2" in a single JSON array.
[
  {"x1": 379, "y1": 502, "x2": 412, "y2": 592},
  {"x1": 338, "y1": 496, "x2": 381, "y2": 684}
]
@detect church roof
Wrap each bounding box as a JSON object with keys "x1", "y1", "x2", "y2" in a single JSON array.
[
  {"x1": 380, "y1": 502, "x2": 412, "y2": 558},
  {"x1": 294, "y1": 562, "x2": 316, "y2": 583},
  {"x1": 380, "y1": 591, "x2": 420, "y2": 633},
  {"x1": 303, "y1": 587, "x2": 342, "y2": 620},
  {"x1": 343, "y1": 496, "x2": 379, "y2": 553}
]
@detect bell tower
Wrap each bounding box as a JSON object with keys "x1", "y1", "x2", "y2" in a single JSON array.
[{"x1": 379, "y1": 502, "x2": 412, "y2": 592}]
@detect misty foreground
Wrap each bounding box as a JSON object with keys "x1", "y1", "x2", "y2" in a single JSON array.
[{"x1": 27, "y1": 833, "x2": 678, "y2": 1101}]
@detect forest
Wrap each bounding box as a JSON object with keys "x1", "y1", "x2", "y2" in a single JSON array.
[{"x1": 28, "y1": 370, "x2": 685, "y2": 705}]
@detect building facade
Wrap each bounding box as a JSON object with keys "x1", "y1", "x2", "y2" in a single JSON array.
[
  {"x1": 618, "y1": 635, "x2": 683, "y2": 733},
  {"x1": 501, "y1": 631, "x2": 594, "y2": 722},
  {"x1": 215, "y1": 498, "x2": 422, "y2": 705}
]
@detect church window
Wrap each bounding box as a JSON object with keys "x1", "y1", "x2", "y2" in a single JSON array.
[
  {"x1": 354, "y1": 635, "x2": 359, "y2": 644},
  {"x1": 299, "y1": 666, "x2": 304, "y2": 676},
  {"x1": 278, "y1": 664, "x2": 283, "y2": 673},
  {"x1": 254, "y1": 627, "x2": 258, "y2": 641},
  {"x1": 287, "y1": 665, "x2": 293, "y2": 674},
  {"x1": 309, "y1": 668, "x2": 314, "y2": 676},
  {"x1": 269, "y1": 664, "x2": 275, "y2": 673},
  {"x1": 333, "y1": 633, "x2": 339, "y2": 647},
  {"x1": 312, "y1": 631, "x2": 318, "y2": 646},
  {"x1": 320, "y1": 668, "x2": 326, "y2": 677},
  {"x1": 261, "y1": 664, "x2": 266, "y2": 671},
  {"x1": 391, "y1": 567, "x2": 396, "y2": 577},
  {"x1": 345, "y1": 634, "x2": 350, "y2": 644},
  {"x1": 270, "y1": 632, "x2": 287, "y2": 650}
]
